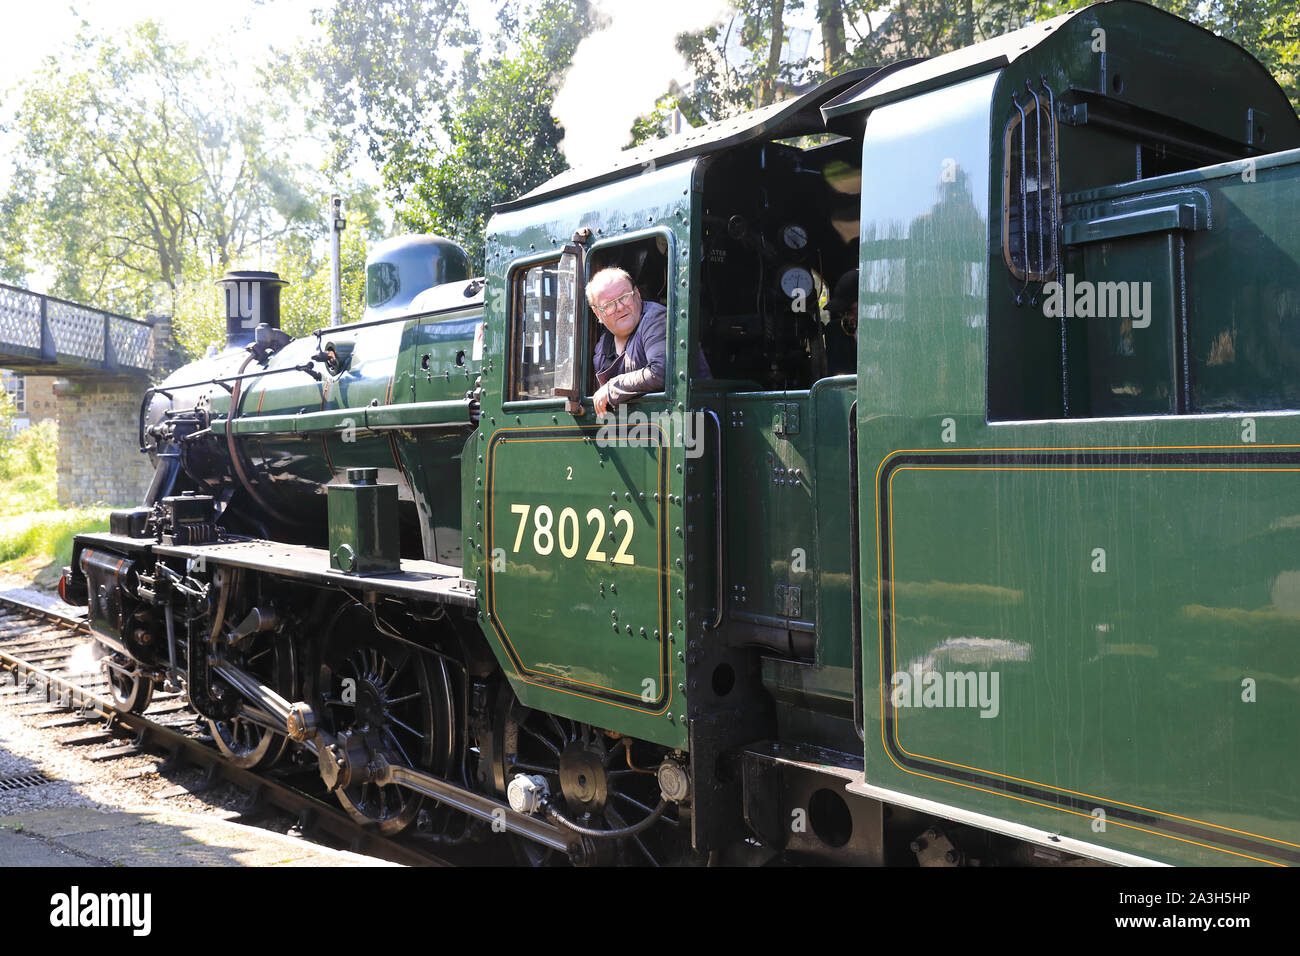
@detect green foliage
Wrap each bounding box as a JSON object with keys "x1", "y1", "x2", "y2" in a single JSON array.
[
  {"x1": 289, "y1": 0, "x2": 478, "y2": 182},
  {"x1": 397, "y1": 0, "x2": 593, "y2": 269},
  {"x1": 0, "y1": 507, "x2": 113, "y2": 584},
  {"x1": 675, "y1": 0, "x2": 821, "y2": 121},
  {"x1": 0, "y1": 20, "x2": 323, "y2": 317},
  {"x1": 629, "y1": 95, "x2": 685, "y2": 147},
  {"x1": 0, "y1": 393, "x2": 50, "y2": 515},
  {"x1": 0, "y1": 388, "x2": 14, "y2": 439},
  {"x1": 0, "y1": 420, "x2": 78, "y2": 584},
  {"x1": 289, "y1": 0, "x2": 590, "y2": 269},
  {"x1": 674, "y1": 1, "x2": 1075, "y2": 123},
  {"x1": 0, "y1": 418, "x2": 60, "y2": 516},
  {"x1": 0, "y1": 420, "x2": 58, "y2": 493},
  {"x1": 170, "y1": 268, "x2": 227, "y2": 360},
  {"x1": 277, "y1": 222, "x2": 373, "y2": 338}
]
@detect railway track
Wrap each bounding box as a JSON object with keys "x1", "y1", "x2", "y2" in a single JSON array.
[{"x1": 0, "y1": 593, "x2": 481, "y2": 867}]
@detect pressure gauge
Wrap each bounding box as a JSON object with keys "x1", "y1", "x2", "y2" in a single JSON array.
[
  {"x1": 781, "y1": 224, "x2": 809, "y2": 251},
  {"x1": 779, "y1": 265, "x2": 815, "y2": 299}
]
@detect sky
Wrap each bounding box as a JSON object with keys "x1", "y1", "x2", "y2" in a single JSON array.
[
  {"x1": 0, "y1": 0, "x2": 520, "y2": 87},
  {"x1": 0, "y1": 0, "x2": 324, "y2": 90}
]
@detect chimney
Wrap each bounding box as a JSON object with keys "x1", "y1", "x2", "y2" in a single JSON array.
[{"x1": 216, "y1": 271, "x2": 288, "y2": 349}]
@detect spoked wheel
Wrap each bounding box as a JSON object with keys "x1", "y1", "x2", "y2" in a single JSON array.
[
  {"x1": 208, "y1": 631, "x2": 296, "y2": 769},
  {"x1": 316, "y1": 601, "x2": 455, "y2": 835},
  {"x1": 102, "y1": 650, "x2": 153, "y2": 714},
  {"x1": 501, "y1": 701, "x2": 682, "y2": 866}
]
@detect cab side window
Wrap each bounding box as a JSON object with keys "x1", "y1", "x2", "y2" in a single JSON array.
[
  {"x1": 585, "y1": 236, "x2": 671, "y2": 395},
  {"x1": 509, "y1": 259, "x2": 560, "y2": 400}
]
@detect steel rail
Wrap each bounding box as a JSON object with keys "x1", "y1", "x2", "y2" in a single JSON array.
[{"x1": 0, "y1": 594, "x2": 453, "y2": 867}]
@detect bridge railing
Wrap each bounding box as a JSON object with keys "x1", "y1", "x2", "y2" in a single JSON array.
[{"x1": 0, "y1": 282, "x2": 153, "y2": 376}]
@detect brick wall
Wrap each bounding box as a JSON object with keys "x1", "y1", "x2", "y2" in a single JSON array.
[
  {"x1": 54, "y1": 379, "x2": 156, "y2": 507},
  {"x1": 34, "y1": 314, "x2": 182, "y2": 507}
]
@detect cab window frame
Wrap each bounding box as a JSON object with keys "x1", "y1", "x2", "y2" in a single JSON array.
[
  {"x1": 504, "y1": 250, "x2": 568, "y2": 408},
  {"x1": 502, "y1": 229, "x2": 680, "y2": 412},
  {"x1": 1001, "y1": 95, "x2": 1061, "y2": 284},
  {"x1": 584, "y1": 227, "x2": 678, "y2": 404}
]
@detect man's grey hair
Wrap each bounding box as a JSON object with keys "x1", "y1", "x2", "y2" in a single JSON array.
[{"x1": 586, "y1": 267, "x2": 635, "y2": 305}]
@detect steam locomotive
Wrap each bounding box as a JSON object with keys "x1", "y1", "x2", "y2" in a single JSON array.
[{"x1": 61, "y1": 1, "x2": 1300, "y2": 865}]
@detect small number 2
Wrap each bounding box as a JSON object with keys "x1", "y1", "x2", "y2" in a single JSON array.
[{"x1": 566, "y1": 466, "x2": 573, "y2": 480}]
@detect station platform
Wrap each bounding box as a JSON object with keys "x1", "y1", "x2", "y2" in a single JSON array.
[{"x1": 0, "y1": 806, "x2": 399, "y2": 867}]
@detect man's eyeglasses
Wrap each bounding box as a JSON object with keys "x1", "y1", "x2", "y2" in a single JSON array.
[{"x1": 592, "y1": 290, "x2": 637, "y2": 316}]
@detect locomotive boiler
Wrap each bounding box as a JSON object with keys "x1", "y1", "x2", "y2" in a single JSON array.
[{"x1": 63, "y1": 0, "x2": 1300, "y2": 865}]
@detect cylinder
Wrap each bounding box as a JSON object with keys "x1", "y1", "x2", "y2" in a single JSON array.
[{"x1": 217, "y1": 270, "x2": 288, "y2": 349}]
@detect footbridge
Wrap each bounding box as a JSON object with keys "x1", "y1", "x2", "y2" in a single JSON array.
[
  {"x1": 0, "y1": 283, "x2": 154, "y2": 378},
  {"x1": 0, "y1": 283, "x2": 170, "y2": 506}
]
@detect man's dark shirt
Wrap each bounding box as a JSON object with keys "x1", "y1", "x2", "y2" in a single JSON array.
[{"x1": 593, "y1": 301, "x2": 709, "y2": 405}]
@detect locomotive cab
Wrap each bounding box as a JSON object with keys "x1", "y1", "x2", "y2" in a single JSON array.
[{"x1": 475, "y1": 64, "x2": 886, "y2": 861}]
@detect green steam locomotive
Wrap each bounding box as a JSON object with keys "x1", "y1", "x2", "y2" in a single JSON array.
[{"x1": 63, "y1": 1, "x2": 1300, "y2": 865}]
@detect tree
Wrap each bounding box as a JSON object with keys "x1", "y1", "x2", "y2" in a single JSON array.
[
  {"x1": 287, "y1": 0, "x2": 478, "y2": 188},
  {"x1": 0, "y1": 21, "x2": 321, "y2": 317},
  {"x1": 835, "y1": 0, "x2": 1086, "y2": 67},
  {"x1": 673, "y1": 0, "x2": 1044, "y2": 125},
  {"x1": 283, "y1": 0, "x2": 592, "y2": 270},
  {"x1": 396, "y1": 0, "x2": 594, "y2": 268},
  {"x1": 818, "y1": 0, "x2": 847, "y2": 74},
  {"x1": 672, "y1": 0, "x2": 825, "y2": 127}
]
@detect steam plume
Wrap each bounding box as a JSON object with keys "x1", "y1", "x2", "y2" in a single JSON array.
[{"x1": 552, "y1": 0, "x2": 733, "y2": 167}]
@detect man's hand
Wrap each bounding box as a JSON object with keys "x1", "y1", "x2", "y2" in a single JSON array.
[{"x1": 593, "y1": 383, "x2": 614, "y2": 417}]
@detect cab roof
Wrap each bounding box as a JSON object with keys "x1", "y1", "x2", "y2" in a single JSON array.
[{"x1": 492, "y1": 66, "x2": 883, "y2": 214}]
